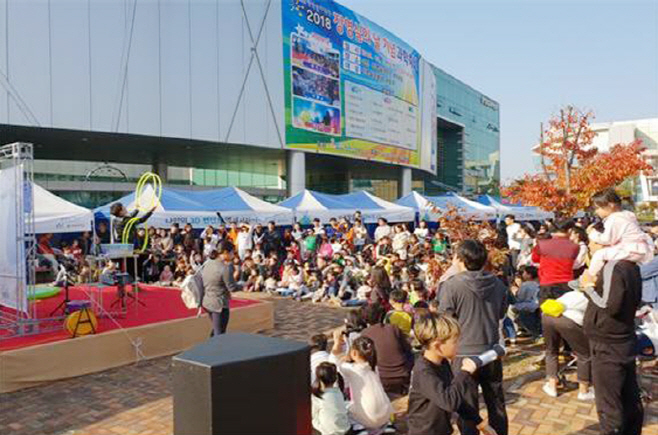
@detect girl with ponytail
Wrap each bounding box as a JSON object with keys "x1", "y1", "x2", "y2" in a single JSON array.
[{"x1": 331, "y1": 329, "x2": 393, "y2": 430}]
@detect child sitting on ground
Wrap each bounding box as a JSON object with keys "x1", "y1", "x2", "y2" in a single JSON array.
[
  {"x1": 312, "y1": 362, "x2": 350, "y2": 435},
  {"x1": 407, "y1": 312, "x2": 496, "y2": 435},
  {"x1": 310, "y1": 334, "x2": 331, "y2": 384},
  {"x1": 582, "y1": 189, "x2": 654, "y2": 285},
  {"x1": 511, "y1": 265, "x2": 542, "y2": 338},
  {"x1": 409, "y1": 280, "x2": 428, "y2": 306},
  {"x1": 330, "y1": 331, "x2": 393, "y2": 431},
  {"x1": 159, "y1": 265, "x2": 173, "y2": 286},
  {"x1": 385, "y1": 289, "x2": 414, "y2": 337}
]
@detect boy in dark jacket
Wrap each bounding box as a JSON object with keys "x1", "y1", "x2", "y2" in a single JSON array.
[
  {"x1": 408, "y1": 312, "x2": 496, "y2": 435},
  {"x1": 438, "y1": 239, "x2": 509, "y2": 435}
]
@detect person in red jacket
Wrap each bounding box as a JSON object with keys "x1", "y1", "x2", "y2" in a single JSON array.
[{"x1": 531, "y1": 219, "x2": 580, "y2": 303}]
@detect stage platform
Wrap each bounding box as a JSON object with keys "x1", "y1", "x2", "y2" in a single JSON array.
[{"x1": 0, "y1": 285, "x2": 273, "y2": 393}]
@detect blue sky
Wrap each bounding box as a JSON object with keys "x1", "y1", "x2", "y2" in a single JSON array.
[{"x1": 340, "y1": 0, "x2": 658, "y2": 182}]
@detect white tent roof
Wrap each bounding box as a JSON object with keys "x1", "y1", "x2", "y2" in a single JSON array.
[
  {"x1": 96, "y1": 186, "x2": 293, "y2": 228},
  {"x1": 33, "y1": 183, "x2": 93, "y2": 233},
  {"x1": 190, "y1": 187, "x2": 293, "y2": 225},
  {"x1": 482, "y1": 195, "x2": 554, "y2": 221},
  {"x1": 278, "y1": 190, "x2": 356, "y2": 224},
  {"x1": 396, "y1": 191, "x2": 497, "y2": 221},
  {"x1": 337, "y1": 191, "x2": 415, "y2": 223}
]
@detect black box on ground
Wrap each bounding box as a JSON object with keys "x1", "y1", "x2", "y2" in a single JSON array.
[{"x1": 172, "y1": 332, "x2": 311, "y2": 435}]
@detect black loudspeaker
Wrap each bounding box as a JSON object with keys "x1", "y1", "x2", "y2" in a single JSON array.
[{"x1": 172, "y1": 332, "x2": 312, "y2": 435}]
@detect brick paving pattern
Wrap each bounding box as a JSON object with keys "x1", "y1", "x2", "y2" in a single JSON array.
[{"x1": 2, "y1": 297, "x2": 658, "y2": 435}]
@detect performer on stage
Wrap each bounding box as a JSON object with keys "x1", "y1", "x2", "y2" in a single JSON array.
[
  {"x1": 109, "y1": 202, "x2": 156, "y2": 243},
  {"x1": 202, "y1": 240, "x2": 238, "y2": 335}
]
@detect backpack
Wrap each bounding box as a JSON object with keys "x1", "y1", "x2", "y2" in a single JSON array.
[{"x1": 180, "y1": 263, "x2": 206, "y2": 309}]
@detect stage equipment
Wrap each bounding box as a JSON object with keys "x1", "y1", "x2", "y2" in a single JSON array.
[{"x1": 172, "y1": 333, "x2": 312, "y2": 435}]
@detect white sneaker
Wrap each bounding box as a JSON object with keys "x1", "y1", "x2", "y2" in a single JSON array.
[
  {"x1": 542, "y1": 382, "x2": 558, "y2": 398},
  {"x1": 578, "y1": 388, "x2": 595, "y2": 401}
]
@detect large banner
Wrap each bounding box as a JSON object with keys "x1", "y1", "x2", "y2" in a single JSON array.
[
  {"x1": 0, "y1": 166, "x2": 26, "y2": 311},
  {"x1": 282, "y1": 0, "x2": 426, "y2": 168}
]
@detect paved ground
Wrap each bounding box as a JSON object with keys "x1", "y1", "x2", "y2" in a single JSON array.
[{"x1": 2, "y1": 296, "x2": 658, "y2": 435}]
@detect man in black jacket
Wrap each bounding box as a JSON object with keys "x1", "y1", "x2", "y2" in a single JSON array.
[
  {"x1": 582, "y1": 240, "x2": 644, "y2": 435},
  {"x1": 263, "y1": 221, "x2": 282, "y2": 258},
  {"x1": 438, "y1": 239, "x2": 509, "y2": 435}
]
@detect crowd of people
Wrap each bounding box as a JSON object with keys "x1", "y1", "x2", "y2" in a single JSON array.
[
  {"x1": 34, "y1": 188, "x2": 658, "y2": 435},
  {"x1": 306, "y1": 189, "x2": 658, "y2": 435}
]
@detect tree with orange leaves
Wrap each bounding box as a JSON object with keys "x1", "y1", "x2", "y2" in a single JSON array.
[{"x1": 502, "y1": 106, "x2": 652, "y2": 217}]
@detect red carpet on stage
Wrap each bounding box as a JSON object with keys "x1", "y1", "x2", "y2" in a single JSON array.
[{"x1": 0, "y1": 285, "x2": 259, "y2": 351}]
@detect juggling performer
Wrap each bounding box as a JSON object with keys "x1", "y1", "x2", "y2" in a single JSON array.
[
  {"x1": 109, "y1": 172, "x2": 163, "y2": 253},
  {"x1": 109, "y1": 202, "x2": 156, "y2": 244}
]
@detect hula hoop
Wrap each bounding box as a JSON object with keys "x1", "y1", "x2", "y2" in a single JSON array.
[
  {"x1": 135, "y1": 172, "x2": 163, "y2": 212},
  {"x1": 28, "y1": 285, "x2": 62, "y2": 300},
  {"x1": 122, "y1": 172, "x2": 162, "y2": 253}
]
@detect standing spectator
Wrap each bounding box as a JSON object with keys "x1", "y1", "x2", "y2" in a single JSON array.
[
  {"x1": 326, "y1": 218, "x2": 342, "y2": 239},
  {"x1": 374, "y1": 218, "x2": 392, "y2": 243},
  {"x1": 505, "y1": 214, "x2": 522, "y2": 269},
  {"x1": 582, "y1": 240, "x2": 644, "y2": 435},
  {"x1": 438, "y1": 239, "x2": 509, "y2": 435},
  {"x1": 292, "y1": 222, "x2": 304, "y2": 243},
  {"x1": 514, "y1": 225, "x2": 536, "y2": 268},
  {"x1": 263, "y1": 221, "x2": 281, "y2": 258},
  {"x1": 201, "y1": 241, "x2": 238, "y2": 336},
  {"x1": 313, "y1": 218, "x2": 325, "y2": 236},
  {"x1": 532, "y1": 219, "x2": 579, "y2": 303},
  {"x1": 252, "y1": 223, "x2": 265, "y2": 247},
  {"x1": 236, "y1": 223, "x2": 254, "y2": 260},
  {"x1": 392, "y1": 224, "x2": 410, "y2": 257},
  {"x1": 227, "y1": 222, "x2": 239, "y2": 246},
  {"x1": 413, "y1": 220, "x2": 429, "y2": 239},
  {"x1": 351, "y1": 219, "x2": 369, "y2": 252},
  {"x1": 170, "y1": 223, "x2": 183, "y2": 246},
  {"x1": 408, "y1": 313, "x2": 495, "y2": 435}
]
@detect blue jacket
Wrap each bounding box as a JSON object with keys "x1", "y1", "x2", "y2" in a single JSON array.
[{"x1": 640, "y1": 257, "x2": 658, "y2": 305}]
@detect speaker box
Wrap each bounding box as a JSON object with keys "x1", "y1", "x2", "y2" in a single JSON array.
[{"x1": 172, "y1": 332, "x2": 311, "y2": 435}]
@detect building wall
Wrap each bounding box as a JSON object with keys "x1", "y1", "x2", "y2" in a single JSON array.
[
  {"x1": 432, "y1": 66, "x2": 500, "y2": 195},
  {"x1": 0, "y1": 0, "x2": 285, "y2": 148},
  {"x1": 0, "y1": 0, "x2": 500, "y2": 203}
]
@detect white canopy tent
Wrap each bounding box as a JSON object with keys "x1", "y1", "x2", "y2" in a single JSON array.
[
  {"x1": 278, "y1": 190, "x2": 356, "y2": 224},
  {"x1": 396, "y1": 191, "x2": 497, "y2": 221},
  {"x1": 32, "y1": 183, "x2": 93, "y2": 233},
  {"x1": 479, "y1": 195, "x2": 554, "y2": 221},
  {"x1": 96, "y1": 186, "x2": 293, "y2": 228},
  {"x1": 336, "y1": 191, "x2": 415, "y2": 223}
]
